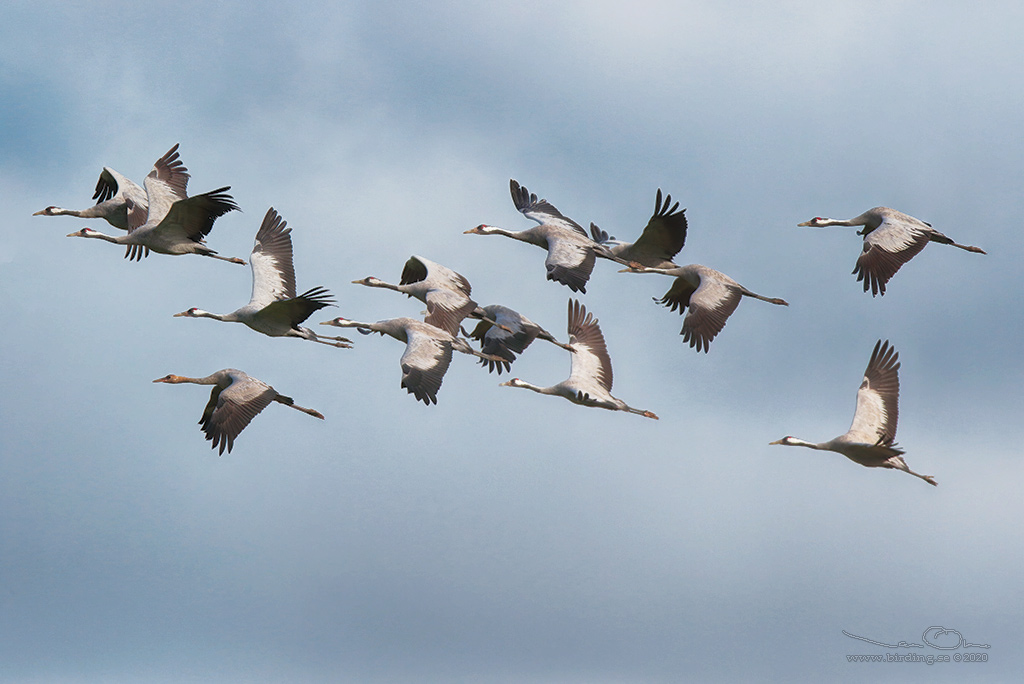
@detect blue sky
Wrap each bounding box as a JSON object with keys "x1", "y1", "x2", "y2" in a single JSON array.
[{"x1": 2, "y1": 1, "x2": 1021, "y2": 681}]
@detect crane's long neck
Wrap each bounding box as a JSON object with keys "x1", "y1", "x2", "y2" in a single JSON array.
[
  {"x1": 503, "y1": 379, "x2": 556, "y2": 395},
  {"x1": 494, "y1": 226, "x2": 546, "y2": 247},
  {"x1": 322, "y1": 318, "x2": 383, "y2": 337},
  {"x1": 43, "y1": 207, "x2": 85, "y2": 217},
  {"x1": 175, "y1": 309, "x2": 239, "y2": 323},
  {"x1": 161, "y1": 374, "x2": 223, "y2": 386},
  {"x1": 359, "y1": 279, "x2": 404, "y2": 293},
  {"x1": 816, "y1": 218, "x2": 862, "y2": 227},
  {"x1": 621, "y1": 404, "x2": 659, "y2": 419},
  {"x1": 199, "y1": 310, "x2": 235, "y2": 322},
  {"x1": 620, "y1": 264, "x2": 684, "y2": 277},
  {"x1": 775, "y1": 437, "x2": 826, "y2": 449},
  {"x1": 70, "y1": 229, "x2": 126, "y2": 244}
]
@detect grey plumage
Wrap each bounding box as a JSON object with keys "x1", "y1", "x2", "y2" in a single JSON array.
[
  {"x1": 321, "y1": 316, "x2": 502, "y2": 405},
  {"x1": 798, "y1": 206, "x2": 986, "y2": 296},
  {"x1": 154, "y1": 369, "x2": 324, "y2": 455},
  {"x1": 174, "y1": 207, "x2": 351, "y2": 348},
  {"x1": 590, "y1": 188, "x2": 688, "y2": 269},
  {"x1": 465, "y1": 304, "x2": 573, "y2": 374},
  {"x1": 620, "y1": 262, "x2": 788, "y2": 352},
  {"x1": 464, "y1": 180, "x2": 624, "y2": 293},
  {"x1": 770, "y1": 340, "x2": 937, "y2": 486},
  {"x1": 499, "y1": 299, "x2": 658, "y2": 419},
  {"x1": 65, "y1": 144, "x2": 244, "y2": 264}
]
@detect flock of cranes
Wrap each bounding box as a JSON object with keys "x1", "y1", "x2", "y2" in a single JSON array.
[{"x1": 37, "y1": 144, "x2": 988, "y2": 485}]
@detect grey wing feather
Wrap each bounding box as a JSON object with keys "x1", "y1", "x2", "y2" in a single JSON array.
[
  {"x1": 567, "y1": 299, "x2": 613, "y2": 392},
  {"x1": 424, "y1": 291, "x2": 477, "y2": 336},
  {"x1": 545, "y1": 237, "x2": 596, "y2": 293},
  {"x1": 626, "y1": 189, "x2": 688, "y2": 264},
  {"x1": 93, "y1": 168, "x2": 120, "y2": 203},
  {"x1": 590, "y1": 222, "x2": 613, "y2": 245},
  {"x1": 260, "y1": 286, "x2": 336, "y2": 327},
  {"x1": 847, "y1": 340, "x2": 900, "y2": 444},
  {"x1": 159, "y1": 186, "x2": 239, "y2": 242},
  {"x1": 200, "y1": 374, "x2": 277, "y2": 454},
  {"x1": 680, "y1": 274, "x2": 742, "y2": 353},
  {"x1": 400, "y1": 256, "x2": 429, "y2": 285},
  {"x1": 399, "y1": 329, "x2": 454, "y2": 405},
  {"x1": 150, "y1": 143, "x2": 189, "y2": 197},
  {"x1": 249, "y1": 207, "x2": 297, "y2": 307},
  {"x1": 854, "y1": 217, "x2": 930, "y2": 296},
  {"x1": 141, "y1": 144, "x2": 190, "y2": 227},
  {"x1": 510, "y1": 179, "x2": 587, "y2": 236},
  {"x1": 467, "y1": 305, "x2": 530, "y2": 373}
]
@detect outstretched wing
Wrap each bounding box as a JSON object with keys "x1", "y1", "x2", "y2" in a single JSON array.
[
  {"x1": 140, "y1": 144, "x2": 190, "y2": 228},
  {"x1": 853, "y1": 215, "x2": 930, "y2": 296},
  {"x1": 467, "y1": 305, "x2": 533, "y2": 374},
  {"x1": 545, "y1": 235, "x2": 597, "y2": 293},
  {"x1": 624, "y1": 189, "x2": 687, "y2": 265},
  {"x1": 404, "y1": 256, "x2": 476, "y2": 335},
  {"x1": 566, "y1": 299, "x2": 613, "y2": 392},
  {"x1": 158, "y1": 186, "x2": 239, "y2": 242},
  {"x1": 249, "y1": 207, "x2": 297, "y2": 307},
  {"x1": 199, "y1": 372, "x2": 277, "y2": 455},
  {"x1": 846, "y1": 339, "x2": 900, "y2": 445},
  {"x1": 399, "y1": 329, "x2": 454, "y2": 405},
  {"x1": 260, "y1": 286, "x2": 336, "y2": 328},
  {"x1": 678, "y1": 270, "x2": 742, "y2": 353},
  {"x1": 510, "y1": 179, "x2": 587, "y2": 236}
]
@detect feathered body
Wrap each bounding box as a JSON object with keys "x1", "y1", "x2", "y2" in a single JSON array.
[
  {"x1": 353, "y1": 255, "x2": 485, "y2": 336},
  {"x1": 590, "y1": 188, "x2": 688, "y2": 269},
  {"x1": 770, "y1": 340, "x2": 937, "y2": 486},
  {"x1": 465, "y1": 303, "x2": 573, "y2": 374},
  {"x1": 500, "y1": 299, "x2": 657, "y2": 419},
  {"x1": 465, "y1": 180, "x2": 624, "y2": 293},
  {"x1": 66, "y1": 144, "x2": 243, "y2": 264},
  {"x1": 621, "y1": 263, "x2": 788, "y2": 352},
  {"x1": 322, "y1": 316, "x2": 501, "y2": 405},
  {"x1": 799, "y1": 206, "x2": 985, "y2": 296},
  {"x1": 175, "y1": 207, "x2": 350, "y2": 348},
  {"x1": 154, "y1": 368, "x2": 324, "y2": 454}
]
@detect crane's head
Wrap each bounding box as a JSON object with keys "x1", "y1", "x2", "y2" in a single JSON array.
[
  {"x1": 33, "y1": 206, "x2": 59, "y2": 216},
  {"x1": 321, "y1": 317, "x2": 373, "y2": 334},
  {"x1": 351, "y1": 276, "x2": 384, "y2": 287},
  {"x1": 797, "y1": 217, "x2": 828, "y2": 227},
  {"x1": 464, "y1": 224, "x2": 495, "y2": 235},
  {"x1": 769, "y1": 436, "x2": 797, "y2": 446},
  {"x1": 153, "y1": 374, "x2": 185, "y2": 384},
  {"x1": 173, "y1": 308, "x2": 204, "y2": 318},
  {"x1": 498, "y1": 378, "x2": 526, "y2": 388},
  {"x1": 66, "y1": 227, "x2": 100, "y2": 238}
]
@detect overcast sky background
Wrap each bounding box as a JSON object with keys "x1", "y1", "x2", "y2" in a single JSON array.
[{"x1": 1, "y1": 1, "x2": 1021, "y2": 681}]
